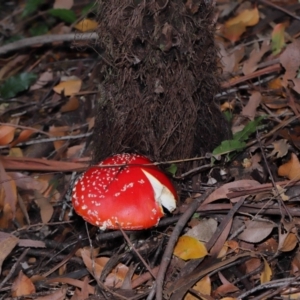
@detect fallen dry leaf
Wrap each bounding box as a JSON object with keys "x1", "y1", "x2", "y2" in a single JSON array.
[
  {"x1": 260, "y1": 257, "x2": 272, "y2": 284},
  {"x1": 280, "y1": 40, "x2": 300, "y2": 87},
  {"x1": 173, "y1": 235, "x2": 208, "y2": 260},
  {"x1": 0, "y1": 125, "x2": 15, "y2": 145},
  {"x1": 238, "y1": 220, "x2": 275, "y2": 243},
  {"x1": 34, "y1": 191, "x2": 54, "y2": 224},
  {"x1": 11, "y1": 270, "x2": 36, "y2": 297},
  {"x1": 278, "y1": 153, "x2": 300, "y2": 180},
  {"x1": 30, "y1": 70, "x2": 53, "y2": 91},
  {"x1": 60, "y1": 96, "x2": 80, "y2": 112},
  {"x1": 81, "y1": 249, "x2": 130, "y2": 288},
  {"x1": 202, "y1": 179, "x2": 261, "y2": 205},
  {"x1": 269, "y1": 139, "x2": 288, "y2": 158},
  {"x1": 74, "y1": 19, "x2": 98, "y2": 32},
  {"x1": 185, "y1": 218, "x2": 217, "y2": 243},
  {"x1": 242, "y1": 41, "x2": 270, "y2": 75},
  {"x1": 241, "y1": 91, "x2": 262, "y2": 120},
  {"x1": 53, "y1": 77, "x2": 82, "y2": 96},
  {"x1": 223, "y1": 7, "x2": 259, "y2": 42},
  {"x1": 185, "y1": 275, "x2": 211, "y2": 300},
  {"x1": 278, "y1": 232, "x2": 298, "y2": 252},
  {"x1": 0, "y1": 234, "x2": 18, "y2": 274}
]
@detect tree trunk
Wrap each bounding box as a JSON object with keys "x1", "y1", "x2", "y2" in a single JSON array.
[{"x1": 92, "y1": 0, "x2": 231, "y2": 171}]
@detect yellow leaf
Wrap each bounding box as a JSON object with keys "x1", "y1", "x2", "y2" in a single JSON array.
[
  {"x1": 74, "y1": 19, "x2": 98, "y2": 32},
  {"x1": 223, "y1": 8, "x2": 259, "y2": 42},
  {"x1": 281, "y1": 288, "x2": 300, "y2": 299},
  {"x1": 225, "y1": 8, "x2": 260, "y2": 27},
  {"x1": 260, "y1": 257, "x2": 272, "y2": 284},
  {"x1": 53, "y1": 77, "x2": 82, "y2": 96},
  {"x1": 173, "y1": 236, "x2": 208, "y2": 260},
  {"x1": 278, "y1": 153, "x2": 300, "y2": 180},
  {"x1": 185, "y1": 275, "x2": 211, "y2": 300}
]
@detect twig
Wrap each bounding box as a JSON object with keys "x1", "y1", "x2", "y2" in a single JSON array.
[
  {"x1": 0, "y1": 132, "x2": 93, "y2": 149},
  {"x1": 258, "y1": 0, "x2": 300, "y2": 21},
  {"x1": 118, "y1": 227, "x2": 156, "y2": 279},
  {"x1": 238, "y1": 277, "x2": 300, "y2": 299},
  {"x1": 221, "y1": 64, "x2": 281, "y2": 89},
  {"x1": 0, "y1": 32, "x2": 99, "y2": 56},
  {"x1": 154, "y1": 188, "x2": 215, "y2": 300}
]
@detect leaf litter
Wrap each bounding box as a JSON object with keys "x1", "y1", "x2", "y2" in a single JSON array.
[{"x1": 1, "y1": 0, "x2": 300, "y2": 299}]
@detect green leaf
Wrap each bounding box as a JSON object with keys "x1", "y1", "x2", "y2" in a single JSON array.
[
  {"x1": 29, "y1": 23, "x2": 48, "y2": 36},
  {"x1": 233, "y1": 116, "x2": 264, "y2": 142},
  {"x1": 223, "y1": 110, "x2": 233, "y2": 123},
  {"x1": 22, "y1": 0, "x2": 44, "y2": 18},
  {"x1": 212, "y1": 139, "x2": 247, "y2": 157},
  {"x1": 166, "y1": 163, "x2": 177, "y2": 176},
  {"x1": 81, "y1": 3, "x2": 96, "y2": 16},
  {"x1": 0, "y1": 73, "x2": 37, "y2": 99},
  {"x1": 271, "y1": 23, "x2": 286, "y2": 55},
  {"x1": 48, "y1": 9, "x2": 77, "y2": 24}
]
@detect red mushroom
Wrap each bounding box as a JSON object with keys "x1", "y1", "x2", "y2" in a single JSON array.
[{"x1": 72, "y1": 153, "x2": 177, "y2": 230}]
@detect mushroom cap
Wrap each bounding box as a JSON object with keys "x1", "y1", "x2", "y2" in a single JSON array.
[{"x1": 72, "y1": 153, "x2": 177, "y2": 230}]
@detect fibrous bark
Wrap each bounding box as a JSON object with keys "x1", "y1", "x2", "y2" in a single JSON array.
[{"x1": 93, "y1": 0, "x2": 231, "y2": 170}]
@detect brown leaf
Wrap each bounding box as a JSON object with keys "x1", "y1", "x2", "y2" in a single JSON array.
[
  {"x1": 8, "y1": 172, "x2": 47, "y2": 192},
  {"x1": 242, "y1": 40, "x2": 270, "y2": 75},
  {"x1": 60, "y1": 96, "x2": 80, "y2": 112},
  {"x1": 219, "y1": 43, "x2": 244, "y2": 74},
  {"x1": 11, "y1": 270, "x2": 35, "y2": 297},
  {"x1": 0, "y1": 159, "x2": 17, "y2": 222},
  {"x1": 34, "y1": 191, "x2": 54, "y2": 224},
  {"x1": 213, "y1": 272, "x2": 239, "y2": 298},
  {"x1": 10, "y1": 129, "x2": 36, "y2": 147},
  {"x1": 241, "y1": 91, "x2": 262, "y2": 120},
  {"x1": 0, "y1": 125, "x2": 15, "y2": 145},
  {"x1": 70, "y1": 277, "x2": 89, "y2": 300},
  {"x1": 269, "y1": 139, "x2": 288, "y2": 158},
  {"x1": 35, "y1": 287, "x2": 67, "y2": 300},
  {"x1": 279, "y1": 232, "x2": 298, "y2": 252},
  {"x1": 202, "y1": 180, "x2": 260, "y2": 205},
  {"x1": 185, "y1": 218, "x2": 217, "y2": 242},
  {"x1": 30, "y1": 70, "x2": 53, "y2": 91},
  {"x1": 280, "y1": 40, "x2": 300, "y2": 87},
  {"x1": 81, "y1": 249, "x2": 129, "y2": 288},
  {"x1": 238, "y1": 220, "x2": 275, "y2": 243},
  {"x1": 0, "y1": 233, "x2": 18, "y2": 274}
]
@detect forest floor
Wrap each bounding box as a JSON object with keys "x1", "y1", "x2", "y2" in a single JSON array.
[{"x1": 1, "y1": 0, "x2": 300, "y2": 299}]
